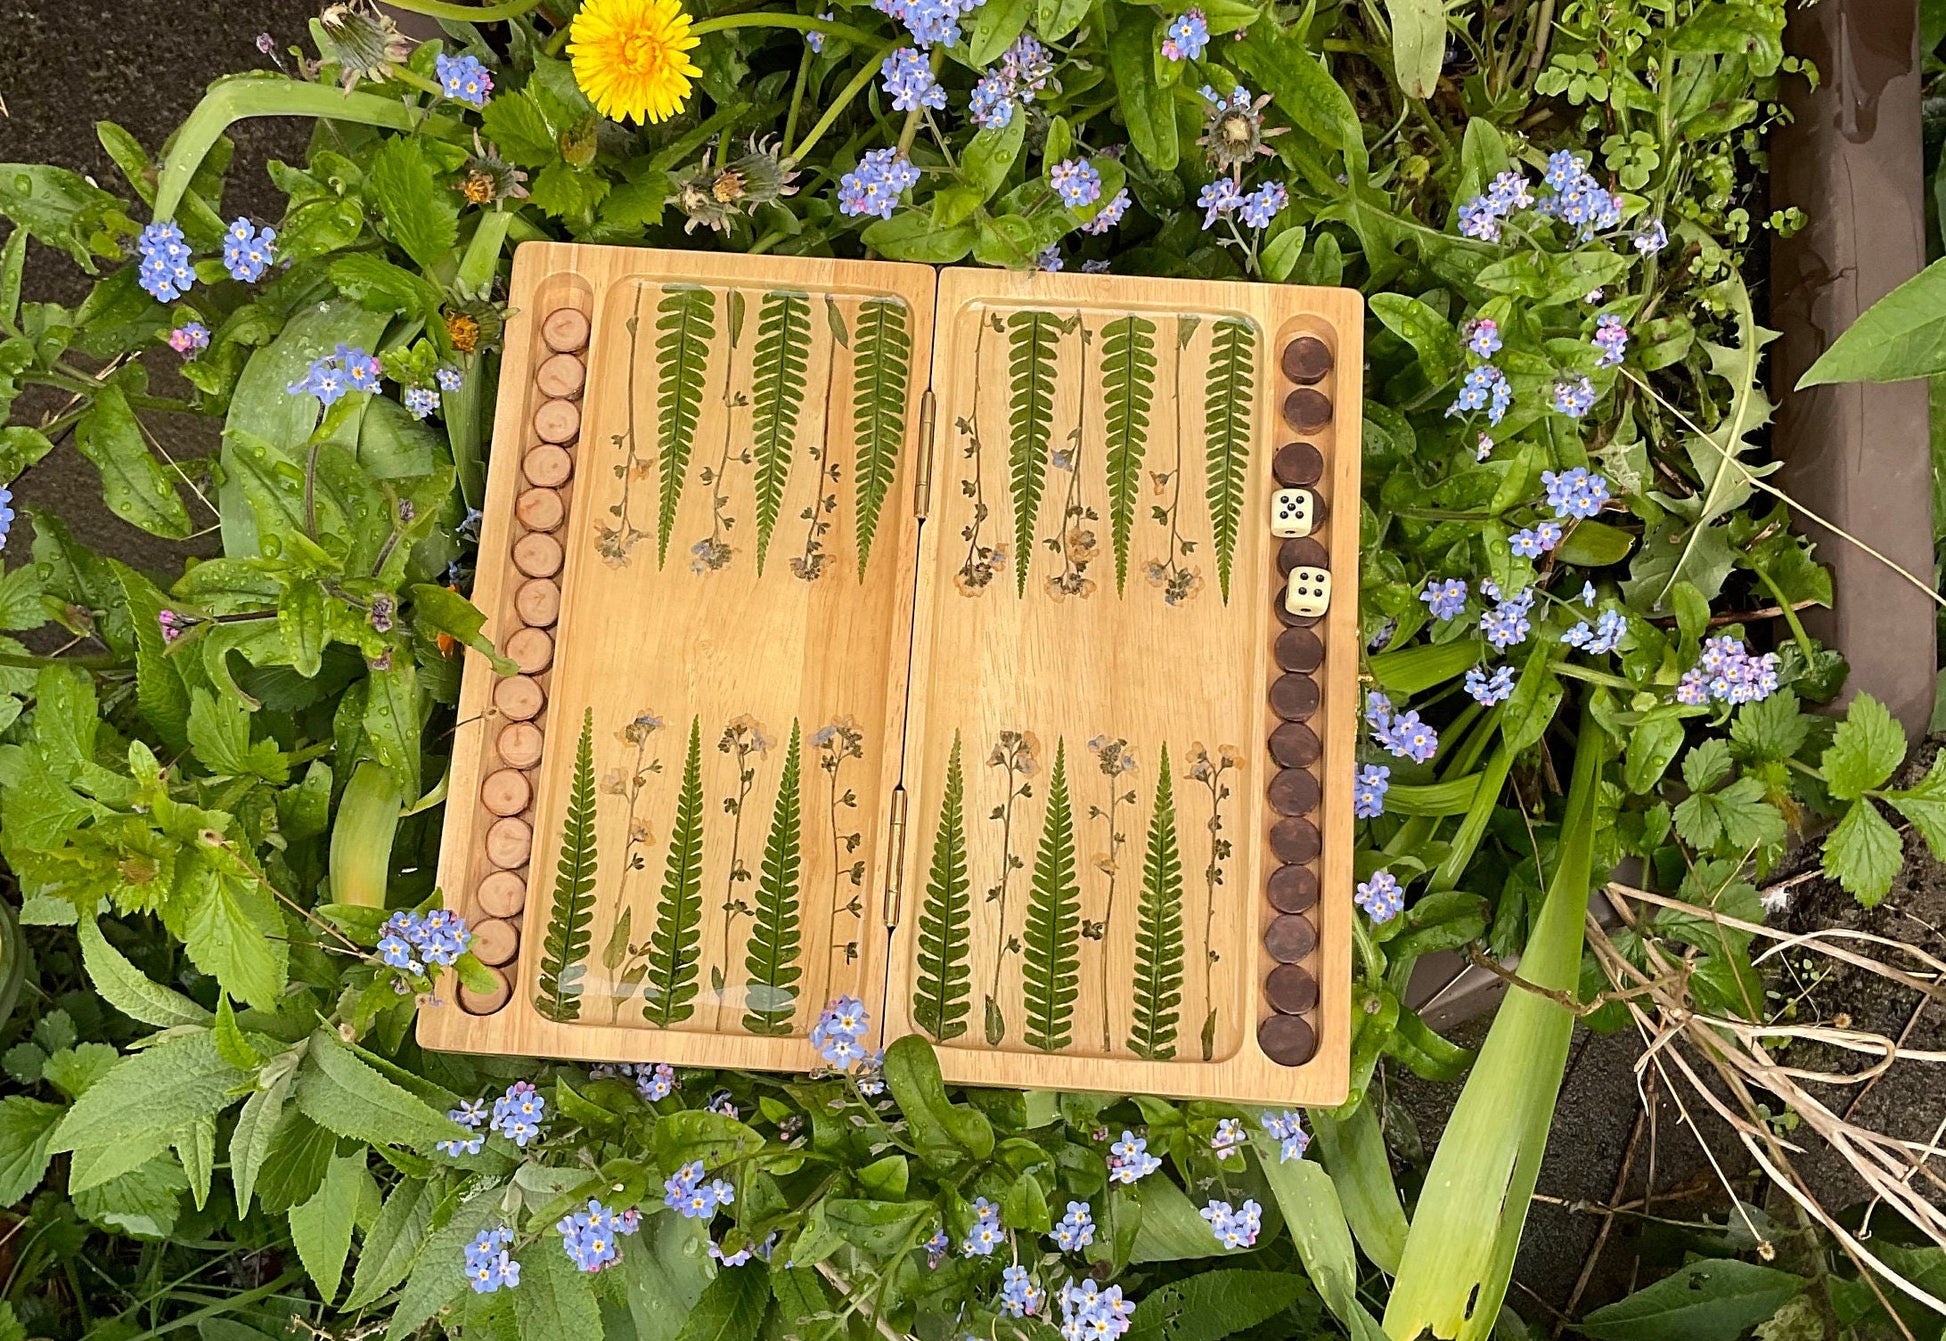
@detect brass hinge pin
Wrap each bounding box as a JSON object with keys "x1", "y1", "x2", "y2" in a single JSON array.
[
  {"x1": 913, "y1": 389, "x2": 937, "y2": 519},
  {"x1": 883, "y1": 786, "x2": 909, "y2": 930}
]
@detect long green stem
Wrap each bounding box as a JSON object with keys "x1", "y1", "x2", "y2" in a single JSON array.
[
  {"x1": 789, "y1": 41, "x2": 900, "y2": 164},
  {"x1": 379, "y1": 0, "x2": 542, "y2": 19},
  {"x1": 691, "y1": 13, "x2": 886, "y2": 45}
]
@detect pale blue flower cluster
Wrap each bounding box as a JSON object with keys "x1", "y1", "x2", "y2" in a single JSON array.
[
  {"x1": 1000, "y1": 1264, "x2": 1045, "y2": 1317},
  {"x1": 1107, "y1": 1130, "x2": 1162, "y2": 1183},
  {"x1": 1211, "y1": 1117, "x2": 1246, "y2": 1157},
  {"x1": 1057, "y1": 1278, "x2": 1133, "y2": 1341},
  {"x1": 1537, "y1": 150, "x2": 1622, "y2": 237},
  {"x1": 465, "y1": 1225, "x2": 519, "y2": 1292},
  {"x1": 837, "y1": 149, "x2": 921, "y2": 219},
  {"x1": 664, "y1": 1160, "x2": 736, "y2": 1218},
  {"x1": 963, "y1": 1196, "x2": 1004, "y2": 1256},
  {"x1": 1542, "y1": 466, "x2": 1611, "y2": 519},
  {"x1": 1465, "y1": 664, "x2": 1515, "y2": 706},
  {"x1": 1366, "y1": 692, "x2": 1437, "y2": 764},
  {"x1": 589, "y1": 1060, "x2": 678, "y2": 1101},
  {"x1": 436, "y1": 365, "x2": 464, "y2": 392},
  {"x1": 1509, "y1": 520, "x2": 1563, "y2": 558},
  {"x1": 1562, "y1": 608, "x2": 1627, "y2": 655},
  {"x1": 1201, "y1": 1198, "x2": 1263, "y2": 1250},
  {"x1": 1479, "y1": 582, "x2": 1536, "y2": 651},
  {"x1": 221, "y1": 218, "x2": 275, "y2": 282},
  {"x1": 437, "y1": 1098, "x2": 488, "y2": 1156},
  {"x1": 1456, "y1": 169, "x2": 1534, "y2": 242},
  {"x1": 404, "y1": 386, "x2": 441, "y2": 419},
  {"x1": 288, "y1": 344, "x2": 383, "y2": 407},
  {"x1": 872, "y1": 0, "x2": 984, "y2": 48},
  {"x1": 492, "y1": 1080, "x2": 546, "y2": 1146},
  {"x1": 810, "y1": 994, "x2": 871, "y2": 1063},
  {"x1": 436, "y1": 52, "x2": 493, "y2": 106},
  {"x1": 1421, "y1": 577, "x2": 1467, "y2": 621},
  {"x1": 880, "y1": 47, "x2": 945, "y2": 111},
  {"x1": 968, "y1": 33, "x2": 1055, "y2": 129},
  {"x1": 1552, "y1": 375, "x2": 1596, "y2": 418},
  {"x1": 1197, "y1": 178, "x2": 1288, "y2": 231},
  {"x1": 1633, "y1": 220, "x2": 1669, "y2": 254},
  {"x1": 137, "y1": 221, "x2": 196, "y2": 302},
  {"x1": 1259, "y1": 1110, "x2": 1310, "y2": 1162},
  {"x1": 1050, "y1": 158, "x2": 1103, "y2": 209},
  {"x1": 1676, "y1": 635, "x2": 1779, "y2": 706},
  {"x1": 169, "y1": 322, "x2": 210, "y2": 356},
  {"x1": 1355, "y1": 870, "x2": 1403, "y2": 923},
  {"x1": 559, "y1": 1199, "x2": 640, "y2": 1272},
  {"x1": 1447, "y1": 364, "x2": 1511, "y2": 425},
  {"x1": 1464, "y1": 318, "x2": 1502, "y2": 358},
  {"x1": 1160, "y1": 8, "x2": 1208, "y2": 60},
  {"x1": 710, "y1": 1231, "x2": 778, "y2": 1266},
  {"x1": 1049, "y1": 1200, "x2": 1095, "y2": 1251},
  {"x1": 377, "y1": 908, "x2": 471, "y2": 975},
  {"x1": 1592, "y1": 314, "x2": 1628, "y2": 368},
  {"x1": 1352, "y1": 763, "x2": 1389, "y2": 819}
]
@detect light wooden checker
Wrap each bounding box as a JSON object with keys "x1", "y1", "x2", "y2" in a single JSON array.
[{"x1": 425, "y1": 243, "x2": 1360, "y2": 1105}]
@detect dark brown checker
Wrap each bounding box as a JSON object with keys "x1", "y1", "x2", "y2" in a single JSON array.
[
  {"x1": 1268, "y1": 768, "x2": 1320, "y2": 816},
  {"x1": 1259, "y1": 1013, "x2": 1319, "y2": 1066},
  {"x1": 1268, "y1": 721, "x2": 1320, "y2": 768},
  {"x1": 1275, "y1": 627, "x2": 1324, "y2": 672},
  {"x1": 1269, "y1": 673, "x2": 1321, "y2": 721},
  {"x1": 1281, "y1": 336, "x2": 1334, "y2": 384},
  {"x1": 1283, "y1": 388, "x2": 1332, "y2": 432},
  {"x1": 1267, "y1": 864, "x2": 1318, "y2": 913},
  {"x1": 1270, "y1": 816, "x2": 1321, "y2": 864},
  {"x1": 1274, "y1": 442, "x2": 1324, "y2": 487},
  {"x1": 1264, "y1": 914, "x2": 1318, "y2": 962},
  {"x1": 1276, "y1": 537, "x2": 1329, "y2": 576},
  {"x1": 1265, "y1": 963, "x2": 1319, "y2": 1014}
]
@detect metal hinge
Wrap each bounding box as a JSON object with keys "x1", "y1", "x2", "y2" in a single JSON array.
[
  {"x1": 913, "y1": 389, "x2": 937, "y2": 519},
  {"x1": 882, "y1": 786, "x2": 909, "y2": 930}
]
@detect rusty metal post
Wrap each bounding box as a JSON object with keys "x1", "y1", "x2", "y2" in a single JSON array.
[{"x1": 1771, "y1": 0, "x2": 1936, "y2": 743}]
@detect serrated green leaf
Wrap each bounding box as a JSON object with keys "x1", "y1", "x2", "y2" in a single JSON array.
[
  {"x1": 52, "y1": 1033, "x2": 247, "y2": 1192},
  {"x1": 1006, "y1": 310, "x2": 1062, "y2": 596},
  {"x1": 1731, "y1": 690, "x2": 1810, "y2": 763},
  {"x1": 673, "y1": 1262, "x2": 767, "y2": 1341},
  {"x1": 535, "y1": 710, "x2": 600, "y2": 1022},
  {"x1": 1886, "y1": 753, "x2": 1946, "y2": 858},
  {"x1": 1205, "y1": 317, "x2": 1256, "y2": 603},
  {"x1": 743, "y1": 720, "x2": 804, "y2": 1035},
  {"x1": 344, "y1": 1176, "x2": 433, "y2": 1310},
  {"x1": 654, "y1": 285, "x2": 716, "y2": 567},
  {"x1": 852, "y1": 296, "x2": 911, "y2": 580},
  {"x1": 750, "y1": 291, "x2": 813, "y2": 574},
  {"x1": 76, "y1": 917, "x2": 210, "y2": 1029},
  {"x1": 0, "y1": 1096, "x2": 62, "y2": 1205},
  {"x1": 645, "y1": 718, "x2": 707, "y2": 1026},
  {"x1": 294, "y1": 1028, "x2": 464, "y2": 1152},
  {"x1": 1124, "y1": 1270, "x2": 1308, "y2": 1341},
  {"x1": 1821, "y1": 692, "x2": 1906, "y2": 800},
  {"x1": 367, "y1": 137, "x2": 459, "y2": 270},
  {"x1": 1821, "y1": 800, "x2": 1903, "y2": 907},
  {"x1": 1021, "y1": 740, "x2": 1081, "y2": 1052},
  {"x1": 76, "y1": 384, "x2": 193, "y2": 539},
  {"x1": 74, "y1": 1153, "x2": 186, "y2": 1240},
  {"x1": 288, "y1": 1149, "x2": 365, "y2": 1304},
  {"x1": 913, "y1": 734, "x2": 972, "y2": 1041},
  {"x1": 1100, "y1": 314, "x2": 1158, "y2": 594},
  {"x1": 230, "y1": 1053, "x2": 298, "y2": 1214},
  {"x1": 1580, "y1": 1258, "x2": 1804, "y2": 1341},
  {"x1": 1127, "y1": 745, "x2": 1185, "y2": 1060},
  {"x1": 182, "y1": 877, "x2": 289, "y2": 1012}
]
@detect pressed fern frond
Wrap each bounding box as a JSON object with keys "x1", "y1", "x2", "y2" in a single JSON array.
[
  {"x1": 912, "y1": 733, "x2": 973, "y2": 1041},
  {"x1": 533, "y1": 709, "x2": 599, "y2": 1022},
  {"x1": 1127, "y1": 743, "x2": 1185, "y2": 1059},
  {"x1": 742, "y1": 720, "x2": 804, "y2": 1036},
  {"x1": 643, "y1": 717, "x2": 706, "y2": 1027},
  {"x1": 1006, "y1": 309, "x2": 1061, "y2": 597},
  {"x1": 654, "y1": 285, "x2": 716, "y2": 567},
  {"x1": 1100, "y1": 314, "x2": 1158, "y2": 595},
  {"x1": 1021, "y1": 739, "x2": 1082, "y2": 1052},
  {"x1": 750, "y1": 290, "x2": 814, "y2": 574},
  {"x1": 1204, "y1": 316, "x2": 1256, "y2": 603},
  {"x1": 851, "y1": 296, "x2": 911, "y2": 581}
]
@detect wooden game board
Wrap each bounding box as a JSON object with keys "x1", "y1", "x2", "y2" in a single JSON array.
[{"x1": 422, "y1": 243, "x2": 1362, "y2": 1105}]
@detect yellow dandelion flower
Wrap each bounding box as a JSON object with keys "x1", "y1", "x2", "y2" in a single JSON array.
[{"x1": 570, "y1": 0, "x2": 702, "y2": 125}]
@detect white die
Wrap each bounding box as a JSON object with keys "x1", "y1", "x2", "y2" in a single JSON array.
[
  {"x1": 1284, "y1": 566, "x2": 1331, "y2": 618},
  {"x1": 1271, "y1": 488, "x2": 1317, "y2": 539}
]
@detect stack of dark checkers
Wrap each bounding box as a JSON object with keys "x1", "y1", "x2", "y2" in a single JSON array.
[{"x1": 1261, "y1": 335, "x2": 1334, "y2": 1067}]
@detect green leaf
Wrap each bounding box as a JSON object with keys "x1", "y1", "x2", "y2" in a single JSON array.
[
  {"x1": 1821, "y1": 800, "x2": 1903, "y2": 907},
  {"x1": 363, "y1": 659, "x2": 422, "y2": 799},
  {"x1": 912, "y1": 735, "x2": 973, "y2": 1041},
  {"x1": 1130, "y1": 1176, "x2": 1232, "y2": 1262},
  {"x1": 960, "y1": 117, "x2": 1027, "y2": 200},
  {"x1": 76, "y1": 384, "x2": 192, "y2": 539},
  {"x1": 513, "y1": 1239, "x2": 606, "y2": 1341},
  {"x1": 751, "y1": 290, "x2": 813, "y2": 574},
  {"x1": 0, "y1": 1096, "x2": 63, "y2": 1205},
  {"x1": 1555, "y1": 520, "x2": 1636, "y2": 567},
  {"x1": 1384, "y1": 0, "x2": 1444, "y2": 96},
  {"x1": 344, "y1": 1177, "x2": 433, "y2": 1310},
  {"x1": 328, "y1": 253, "x2": 442, "y2": 316},
  {"x1": 1886, "y1": 753, "x2": 1946, "y2": 858},
  {"x1": 187, "y1": 688, "x2": 288, "y2": 783},
  {"x1": 1673, "y1": 777, "x2": 1786, "y2": 856},
  {"x1": 74, "y1": 1154, "x2": 187, "y2": 1239},
  {"x1": 288, "y1": 1149, "x2": 366, "y2": 1304},
  {"x1": 970, "y1": 0, "x2": 1034, "y2": 65},
  {"x1": 652, "y1": 1109, "x2": 766, "y2": 1170},
  {"x1": 0, "y1": 229, "x2": 25, "y2": 330},
  {"x1": 672, "y1": 1262, "x2": 767, "y2": 1341},
  {"x1": 480, "y1": 90, "x2": 558, "y2": 166},
  {"x1": 388, "y1": 1192, "x2": 506, "y2": 1340},
  {"x1": 1100, "y1": 314, "x2": 1158, "y2": 594},
  {"x1": 882, "y1": 1035, "x2": 994, "y2": 1169},
  {"x1": 52, "y1": 1033, "x2": 247, "y2": 1192},
  {"x1": 535, "y1": 709, "x2": 600, "y2": 1022},
  {"x1": 182, "y1": 877, "x2": 289, "y2": 1012},
  {"x1": 1229, "y1": 26, "x2": 1356, "y2": 151},
  {"x1": 1369, "y1": 293, "x2": 1461, "y2": 387},
  {"x1": 1006, "y1": 310, "x2": 1063, "y2": 596},
  {"x1": 1127, "y1": 745, "x2": 1185, "y2": 1061},
  {"x1": 1204, "y1": 317, "x2": 1256, "y2": 603},
  {"x1": 1021, "y1": 740, "x2": 1082, "y2": 1052},
  {"x1": 1124, "y1": 1270, "x2": 1308, "y2": 1341},
  {"x1": 77, "y1": 917, "x2": 211, "y2": 1029},
  {"x1": 645, "y1": 718, "x2": 707, "y2": 1026},
  {"x1": 1107, "y1": 15, "x2": 1181, "y2": 171},
  {"x1": 1820, "y1": 692, "x2": 1906, "y2": 800},
  {"x1": 1036, "y1": 0, "x2": 1090, "y2": 39},
  {"x1": 1581, "y1": 1259, "x2": 1804, "y2": 1341},
  {"x1": 230, "y1": 1053, "x2": 298, "y2": 1214},
  {"x1": 367, "y1": 137, "x2": 459, "y2": 270},
  {"x1": 0, "y1": 164, "x2": 122, "y2": 269},
  {"x1": 653, "y1": 285, "x2": 716, "y2": 567},
  {"x1": 743, "y1": 720, "x2": 804, "y2": 1035},
  {"x1": 294, "y1": 1028, "x2": 464, "y2": 1151},
  {"x1": 1800, "y1": 256, "x2": 1946, "y2": 385},
  {"x1": 1310, "y1": 1103, "x2": 1409, "y2": 1275},
  {"x1": 1369, "y1": 640, "x2": 1478, "y2": 695},
  {"x1": 852, "y1": 296, "x2": 912, "y2": 579},
  {"x1": 860, "y1": 212, "x2": 975, "y2": 263},
  {"x1": 1730, "y1": 690, "x2": 1810, "y2": 764}
]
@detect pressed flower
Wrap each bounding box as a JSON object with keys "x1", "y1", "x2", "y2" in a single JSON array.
[{"x1": 570, "y1": 0, "x2": 702, "y2": 125}]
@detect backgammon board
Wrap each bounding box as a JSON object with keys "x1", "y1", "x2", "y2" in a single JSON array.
[{"x1": 422, "y1": 243, "x2": 1361, "y2": 1105}]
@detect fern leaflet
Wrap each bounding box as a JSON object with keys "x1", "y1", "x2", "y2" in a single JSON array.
[
  {"x1": 1204, "y1": 317, "x2": 1256, "y2": 603},
  {"x1": 741, "y1": 720, "x2": 804, "y2": 1035},
  {"x1": 643, "y1": 717, "x2": 706, "y2": 1027},
  {"x1": 1006, "y1": 310, "x2": 1061, "y2": 596},
  {"x1": 750, "y1": 291, "x2": 814, "y2": 574},
  {"x1": 1021, "y1": 739, "x2": 1082, "y2": 1052},
  {"x1": 654, "y1": 285, "x2": 716, "y2": 567},
  {"x1": 851, "y1": 296, "x2": 911, "y2": 581},
  {"x1": 1126, "y1": 744, "x2": 1185, "y2": 1059},
  {"x1": 1100, "y1": 314, "x2": 1157, "y2": 595},
  {"x1": 533, "y1": 709, "x2": 599, "y2": 1022},
  {"x1": 912, "y1": 733, "x2": 973, "y2": 1040}
]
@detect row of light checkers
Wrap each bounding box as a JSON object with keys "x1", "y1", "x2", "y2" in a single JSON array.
[{"x1": 1258, "y1": 333, "x2": 1337, "y2": 1069}]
